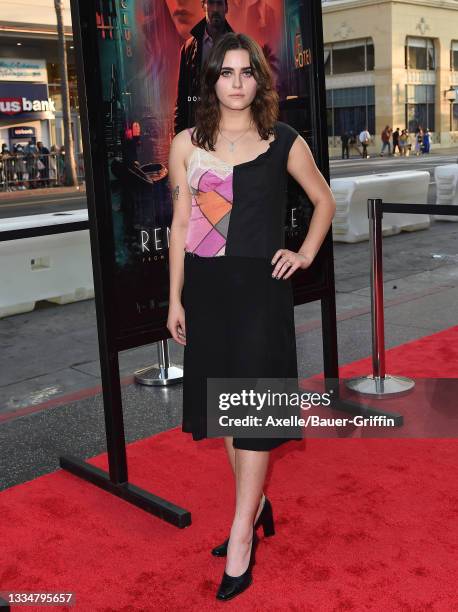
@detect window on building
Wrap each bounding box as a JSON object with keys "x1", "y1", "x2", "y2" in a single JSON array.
[
  {"x1": 405, "y1": 37, "x2": 435, "y2": 70},
  {"x1": 47, "y1": 61, "x2": 79, "y2": 112},
  {"x1": 323, "y1": 38, "x2": 374, "y2": 75},
  {"x1": 451, "y1": 41, "x2": 458, "y2": 71},
  {"x1": 366, "y1": 41, "x2": 374, "y2": 70},
  {"x1": 333, "y1": 41, "x2": 365, "y2": 73},
  {"x1": 326, "y1": 86, "x2": 375, "y2": 136},
  {"x1": 405, "y1": 84, "x2": 435, "y2": 132}
]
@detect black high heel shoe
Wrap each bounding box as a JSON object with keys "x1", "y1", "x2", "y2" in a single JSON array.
[
  {"x1": 216, "y1": 527, "x2": 258, "y2": 601},
  {"x1": 211, "y1": 496, "x2": 275, "y2": 557}
]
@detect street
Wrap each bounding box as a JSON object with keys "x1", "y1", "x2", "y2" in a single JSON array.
[{"x1": 0, "y1": 187, "x2": 85, "y2": 218}]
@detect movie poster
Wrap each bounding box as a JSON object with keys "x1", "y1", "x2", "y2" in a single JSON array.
[{"x1": 90, "y1": 0, "x2": 317, "y2": 342}]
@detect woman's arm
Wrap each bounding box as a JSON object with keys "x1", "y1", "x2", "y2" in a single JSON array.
[
  {"x1": 271, "y1": 135, "x2": 336, "y2": 280},
  {"x1": 167, "y1": 130, "x2": 192, "y2": 345}
]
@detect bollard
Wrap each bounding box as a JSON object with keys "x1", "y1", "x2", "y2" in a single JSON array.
[
  {"x1": 345, "y1": 198, "x2": 415, "y2": 397},
  {"x1": 134, "y1": 339, "x2": 183, "y2": 386}
]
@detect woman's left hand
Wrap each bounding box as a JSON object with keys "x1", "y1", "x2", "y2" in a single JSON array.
[{"x1": 271, "y1": 249, "x2": 314, "y2": 280}]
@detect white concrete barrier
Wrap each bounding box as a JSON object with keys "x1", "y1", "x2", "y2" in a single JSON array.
[
  {"x1": 331, "y1": 171, "x2": 431, "y2": 243},
  {"x1": 434, "y1": 164, "x2": 458, "y2": 221},
  {"x1": 0, "y1": 210, "x2": 94, "y2": 318}
]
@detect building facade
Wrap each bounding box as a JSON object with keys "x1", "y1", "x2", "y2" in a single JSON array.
[
  {"x1": 0, "y1": 0, "x2": 81, "y2": 153},
  {"x1": 322, "y1": 0, "x2": 458, "y2": 153}
]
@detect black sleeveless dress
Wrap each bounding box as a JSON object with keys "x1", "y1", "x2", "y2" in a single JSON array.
[{"x1": 181, "y1": 120, "x2": 302, "y2": 451}]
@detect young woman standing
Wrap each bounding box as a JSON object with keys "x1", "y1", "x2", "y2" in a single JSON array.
[{"x1": 167, "y1": 32, "x2": 336, "y2": 601}]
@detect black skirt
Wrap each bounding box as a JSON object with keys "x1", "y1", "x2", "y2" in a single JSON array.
[{"x1": 182, "y1": 251, "x2": 302, "y2": 451}]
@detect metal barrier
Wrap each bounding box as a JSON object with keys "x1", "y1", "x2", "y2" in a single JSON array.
[
  {"x1": 0, "y1": 152, "x2": 85, "y2": 191},
  {"x1": 346, "y1": 197, "x2": 458, "y2": 397}
]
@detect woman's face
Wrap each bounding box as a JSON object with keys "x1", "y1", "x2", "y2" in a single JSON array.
[
  {"x1": 165, "y1": 0, "x2": 204, "y2": 40},
  {"x1": 214, "y1": 49, "x2": 258, "y2": 112}
]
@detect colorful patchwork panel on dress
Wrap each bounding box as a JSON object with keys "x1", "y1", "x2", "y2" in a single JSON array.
[{"x1": 185, "y1": 143, "x2": 233, "y2": 257}]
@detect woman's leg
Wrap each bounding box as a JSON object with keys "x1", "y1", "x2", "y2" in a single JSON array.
[
  {"x1": 225, "y1": 448, "x2": 270, "y2": 576},
  {"x1": 224, "y1": 437, "x2": 265, "y2": 522}
]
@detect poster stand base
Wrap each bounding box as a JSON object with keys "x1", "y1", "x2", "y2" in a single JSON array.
[{"x1": 59, "y1": 455, "x2": 191, "y2": 528}]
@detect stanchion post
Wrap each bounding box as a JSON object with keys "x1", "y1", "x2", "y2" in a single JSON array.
[
  {"x1": 345, "y1": 198, "x2": 415, "y2": 397},
  {"x1": 369, "y1": 198, "x2": 386, "y2": 381},
  {"x1": 134, "y1": 339, "x2": 183, "y2": 386}
]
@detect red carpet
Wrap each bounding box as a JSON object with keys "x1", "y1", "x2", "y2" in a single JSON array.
[{"x1": 1, "y1": 326, "x2": 458, "y2": 611}]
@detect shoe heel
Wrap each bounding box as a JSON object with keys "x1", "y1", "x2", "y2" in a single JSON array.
[
  {"x1": 262, "y1": 513, "x2": 275, "y2": 537},
  {"x1": 260, "y1": 499, "x2": 275, "y2": 537}
]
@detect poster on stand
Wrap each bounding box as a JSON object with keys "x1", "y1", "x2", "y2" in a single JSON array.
[{"x1": 73, "y1": 0, "x2": 329, "y2": 348}]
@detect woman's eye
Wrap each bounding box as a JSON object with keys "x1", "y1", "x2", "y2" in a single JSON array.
[{"x1": 220, "y1": 70, "x2": 253, "y2": 77}]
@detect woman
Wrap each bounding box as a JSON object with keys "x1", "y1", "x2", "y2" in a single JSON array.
[
  {"x1": 415, "y1": 127, "x2": 424, "y2": 156},
  {"x1": 167, "y1": 32, "x2": 336, "y2": 601},
  {"x1": 422, "y1": 128, "x2": 431, "y2": 154},
  {"x1": 49, "y1": 145, "x2": 58, "y2": 186},
  {"x1": 399, "y1": 129, "x2": 407, "y2": 156}
]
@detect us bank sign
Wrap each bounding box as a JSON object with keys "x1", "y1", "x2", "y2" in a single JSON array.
[
  {"x1": 0, "y1": 97, "x2": 56, "y2": 115},
  {"x1": 0, "y1": 83, "x2": 55, "y2": 119}
]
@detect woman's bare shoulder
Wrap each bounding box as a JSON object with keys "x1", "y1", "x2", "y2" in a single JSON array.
[{"x1": 170, "y1": 128, "x2": 193, "y2": 161}]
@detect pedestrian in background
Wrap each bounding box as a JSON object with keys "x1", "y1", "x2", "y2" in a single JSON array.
[
  {"x1": 340, "y1": 130, "x2": 350, "y2": 159},
  {"x1": 359, "y1": 127, "x2": 371, "y2": 158},
  {"x1": 422, "y1": 128, "x2": 431, "y2": 154},
  {"x1": 14, "y1": 144, "x2": 27, "y2": 190},
  {"x1": 49, "y1": 145, "x2": 58, "y2": 186},
  {"x1": 37, "y1": 141, "x2": 50, "y2": 187},
  {"x1": 392, "y1": 128, "x2": 400, "y2": 155},
  {"x1": 399, "y1": 129, "x2": 408, "y2": 156},
  {"x1": 1, "y1": 144, "x2": 15, "y2": 191},
  {"x1": 348, "y1": 130, "x2": 360, "y2": 157},
  {"x1": 406, "y1": 130, "x2": 413, "y2": 156},
  {"x1": 415, "y1": 127, "x2": 423, "y2": 156},
  {"x1": 25, "y1": 140, "x2": 38, "y2": 189},
  {"x1": 380, "y1": 125, "x2": 392, "y2": 156},
  {"x1": 57, "y1": 146, "x2": 65, "y2": 185}
]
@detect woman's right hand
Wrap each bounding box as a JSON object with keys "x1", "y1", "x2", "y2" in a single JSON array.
[{"x1": 167, "y1": 301, "x2": 186, "y2": 345}]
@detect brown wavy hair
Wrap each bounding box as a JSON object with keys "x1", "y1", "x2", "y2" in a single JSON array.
[{"x1": 191, "y1": 32, "x2": 279, "y2": 151}]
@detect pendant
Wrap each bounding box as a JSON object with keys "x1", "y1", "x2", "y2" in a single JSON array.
[{"x1": 229, "y1": 142, "x2": 235, "y2": 152}]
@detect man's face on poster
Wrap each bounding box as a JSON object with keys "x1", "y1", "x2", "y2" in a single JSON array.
[
  {"x1": 165, "y1": 0, "x2": 204, "y2": 39},
  {"x1": 203, "y1": 0, "x2": 228, "y2": 28}
]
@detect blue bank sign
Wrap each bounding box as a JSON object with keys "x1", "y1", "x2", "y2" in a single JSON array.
[{"x1": 0, "y1": 83, "x2": 55, "y2": 120}]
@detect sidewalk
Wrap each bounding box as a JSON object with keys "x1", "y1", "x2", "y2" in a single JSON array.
[
  {"x1": 0, "y1": 184, "x2": 85, "y2": 202},
  {"x1": 329, "y1": 145, "x2": 458, "y2": 161}
]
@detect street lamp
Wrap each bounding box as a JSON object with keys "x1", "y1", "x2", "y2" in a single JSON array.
[{"x1": 445, "y1": 85, "x2": 457, "y2": 132}]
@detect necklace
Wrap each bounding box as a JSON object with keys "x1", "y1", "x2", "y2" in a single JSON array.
[{"x1": 218, "y1": 123, "x2": 253, "y2": 152}]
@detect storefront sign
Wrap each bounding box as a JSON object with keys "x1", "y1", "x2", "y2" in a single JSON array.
[
  {"x1": 0, "y1": 83, "x2": 55, "y2": 120},
  {"x1": 0, "y1": 59, "x2": 47, "y2": 83},
  {"x1": 9, "y1": 126, "x2": 36, "y2": 138}
]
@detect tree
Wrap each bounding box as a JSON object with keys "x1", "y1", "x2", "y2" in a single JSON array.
[{"x1": 54, "y1": 0, "x2": 77, "y2": 186}]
